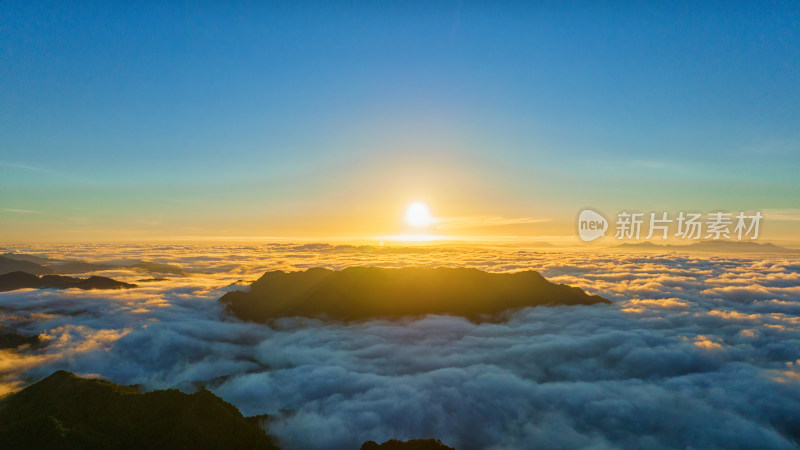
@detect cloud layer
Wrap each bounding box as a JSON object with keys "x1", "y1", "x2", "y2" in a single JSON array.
[{"x1": 1, "y1": 244, "x2": 800, "y2": 449}]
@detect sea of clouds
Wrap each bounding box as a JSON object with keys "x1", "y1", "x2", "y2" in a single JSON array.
[{"x1": 1, "y1": 243, "x2": 799, "y2": 449}]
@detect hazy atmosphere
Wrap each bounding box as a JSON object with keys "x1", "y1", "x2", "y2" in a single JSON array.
[{"x1": 1, "y1": 2, "x2": 799, "y2": 450}]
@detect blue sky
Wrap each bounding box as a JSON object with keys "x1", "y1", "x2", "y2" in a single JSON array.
[{"x1": 1, "y1": 1, "x2": 798, "y2": 241}]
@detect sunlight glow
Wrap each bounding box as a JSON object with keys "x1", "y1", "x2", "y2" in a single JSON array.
[
  {"x1": 405, "y1": 202, "x2": 433, "y2": 227},
  {"x1": 379, "y1": 234, "x2": 448, "y2": 242}
]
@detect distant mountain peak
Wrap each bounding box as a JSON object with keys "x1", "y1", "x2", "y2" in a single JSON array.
[
  {"x1": 0, "y1": 271, "x2": 137, "y2": 292},
  {"x1": 361, "y1": 438, "x2": 456, "y2": 450},
  {"x1": 221, "y1": 266, "x2": 609, "y2": 322},
  {"x1": 613, "y1": 240, "x2": 797, "y2": 253}
]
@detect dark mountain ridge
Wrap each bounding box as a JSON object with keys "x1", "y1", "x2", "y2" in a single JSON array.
[
  {"x1": 0, "y1": 271, "x2": 136, "y2": 292},
  {"x1": 614, "y1": 240, "x2": 798, "y2": 253},
  {"x1": 221, "y1": 266, "x2": 609, "y2": 322},
  {"x1": 0, "y1": 253, "x2": 187, "y2": 276},
  {"x1": 0, "y1": 370, "x2": 279, "y2": 450},
  {"x1": 361, "y1": 439, "x2": 455, "y2": 450}
]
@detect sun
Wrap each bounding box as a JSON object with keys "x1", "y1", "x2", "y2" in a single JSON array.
[{"x1": 405, "y1": 202, "x2": 433, "y2": 227}]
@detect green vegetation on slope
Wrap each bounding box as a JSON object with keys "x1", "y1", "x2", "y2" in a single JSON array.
[{"x1": 0, "y1": 371, "x2": 279, "y2": 450}]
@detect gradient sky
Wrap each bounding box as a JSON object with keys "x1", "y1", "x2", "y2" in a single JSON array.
[{"x1": 1, "y1": 1, "x2": 799, "y2": 243}]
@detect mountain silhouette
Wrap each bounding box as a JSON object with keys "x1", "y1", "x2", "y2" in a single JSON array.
[
  {"x1": 0, "y1": 253, "x2": 54, "y2": 265},
  {"x1": 0, "y1": 370, "x2": 280, "y2": 450},
  {"x1": 361, "y1": 439, "x2": 455, "y2": 450},
  {"x1": 614, "y1": 240, "x2": 798, "y2": 253},
  {"x1": 0, "y1": 326, "x2": 40, "y2": 349},
  {"x1": 49, "y1": 260, "x2": 119, "y2": 274},
  {"x1": 128, "y1": 262, "x2": 188, "y2": 276},
  {"x1": 687, "y1": 240, "x2": 797, "y2": 252},
  {"x1": 0, "y1": 256, "x2": 53, "y2": 275},
  {"x1": 220, "y1": 267, "x2": 609, "y2": 322},
  {"x1": 0, "y1": 253, "x2": 187, "y2": 276},
  {"x1": 0, "y1": 272, "x2": 136, "y2": 292}
]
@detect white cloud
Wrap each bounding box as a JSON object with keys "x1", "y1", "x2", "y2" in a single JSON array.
[{"x1": 1, "y1": 245, "x2": 800, "y2": 449}]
